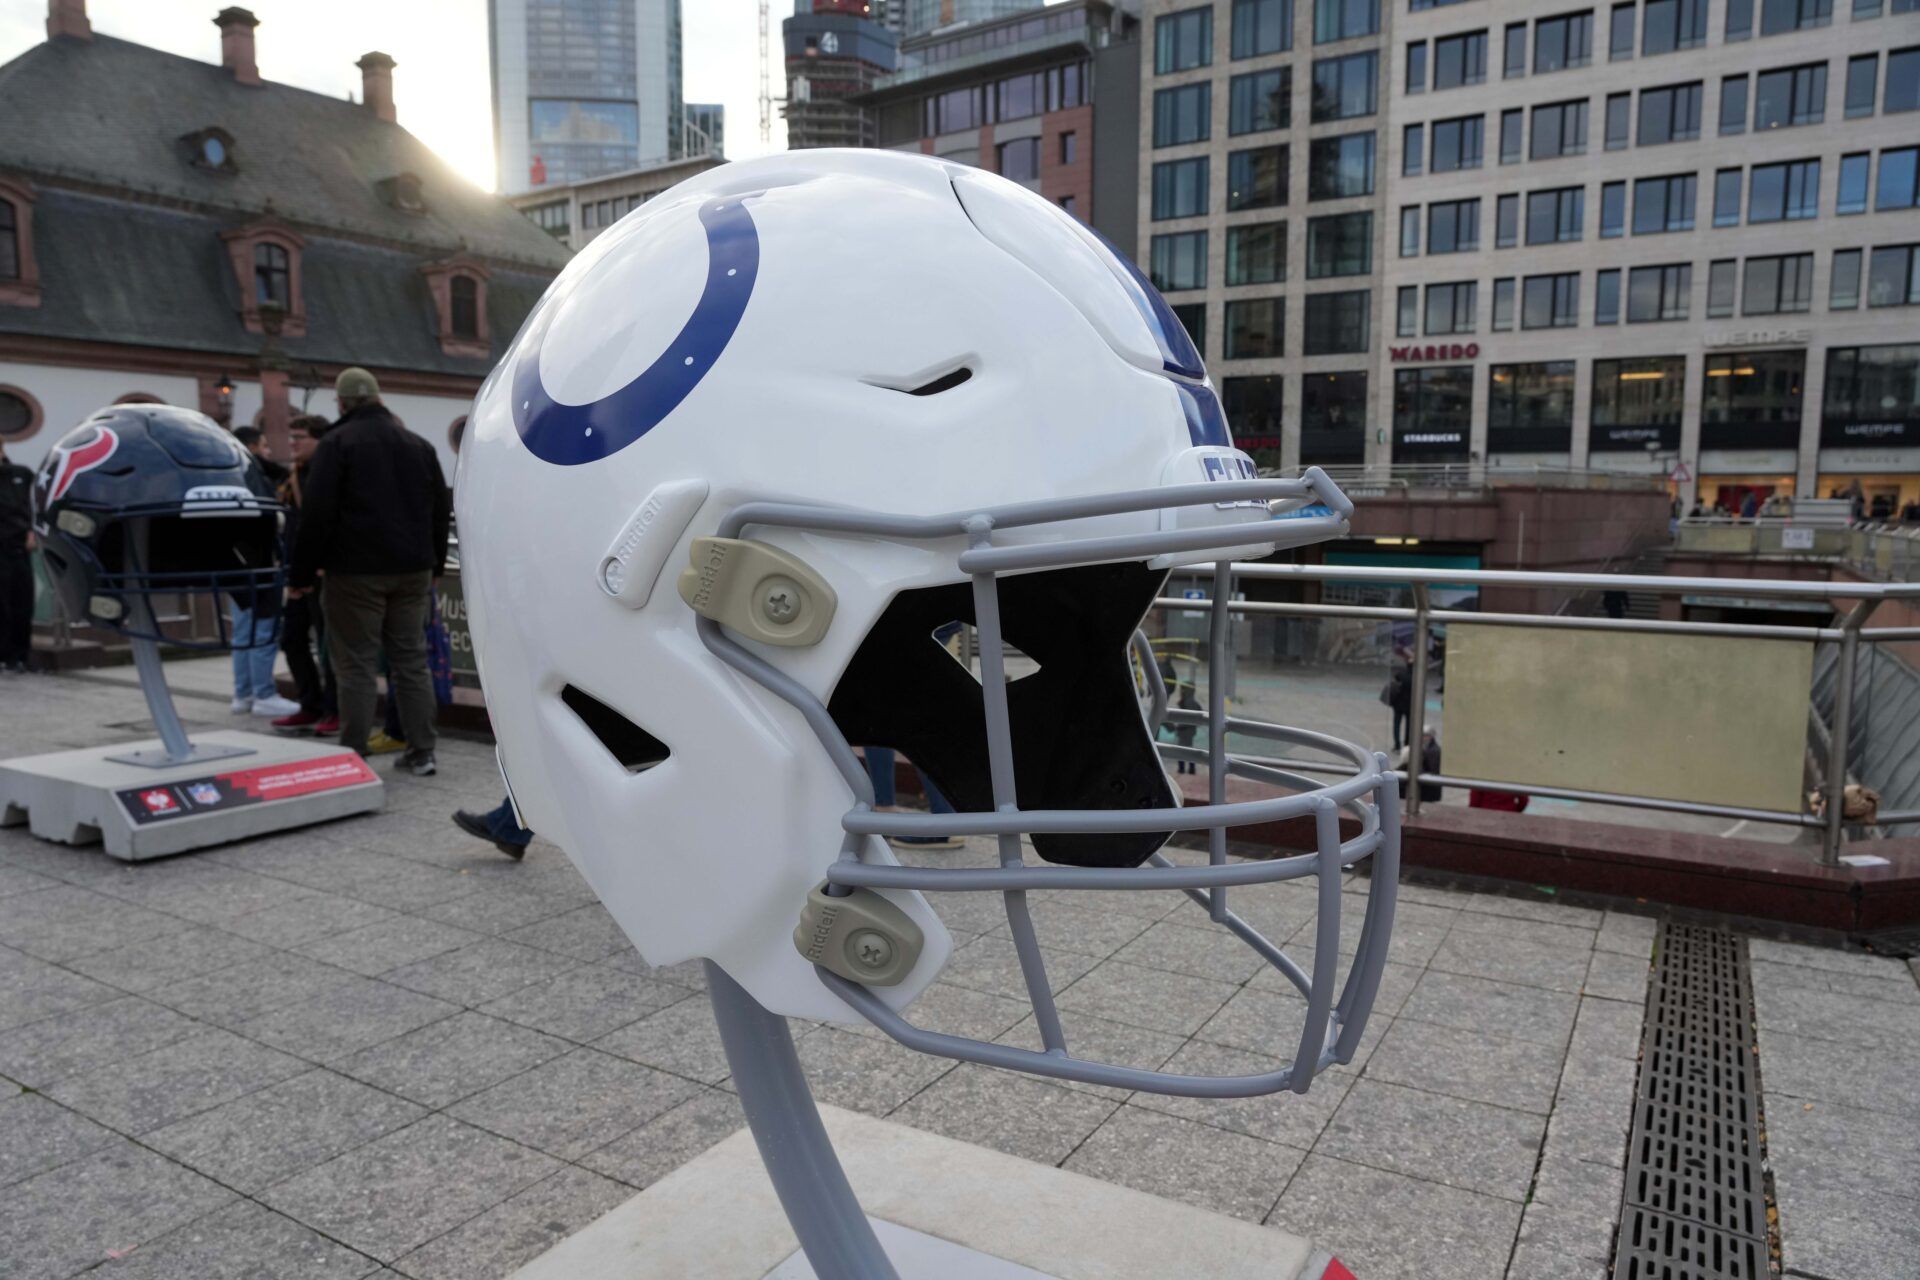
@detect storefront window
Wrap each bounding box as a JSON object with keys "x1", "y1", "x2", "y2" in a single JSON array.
[
  {"x1": 1488, "y1": 362, "x2": 1574, "y2": 453},
  {"x1": 1592, "y1": 356, "x2": 1685, "y2": 451},
  {"x1": 1393, "y1": 365, "x2": 1473, "y2": 458},
  {"x1": 1702, "y1": 351, "x2": 1805, "y2": 450},
  {"x1": 1823, "y1": 344, "x2": 1920, "y2": 447},
  {"x1": 1223, "y1": 376, "x2": 1285, "y2": 468},
  {"x1": 1302, "y1": 371, "x2": 1367, "y2": 463}
]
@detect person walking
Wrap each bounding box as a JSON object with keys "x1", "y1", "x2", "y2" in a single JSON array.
[
  {"x1": 0, "y1": 439, "x2": 36, "y2": 674},
  {"x1": 228, "y1": 427, "x2": 299, "y2": 718},
  {"x1": 289, "y1": 368, "x2": 450, "y2": 775},
  {"x1": 451, "y1": 798, "x2": 536, "y2": 860},
  {"x1": 1382, "y1": 654, "x2": 1412, "y2": 751},
  {"x1": 269, "y1": 415, "x2": 339, "y2": 735}
]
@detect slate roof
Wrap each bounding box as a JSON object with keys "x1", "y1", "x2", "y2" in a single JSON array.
[{"x1": 0, "y1": 31, "x2": 567, "y2": 375}]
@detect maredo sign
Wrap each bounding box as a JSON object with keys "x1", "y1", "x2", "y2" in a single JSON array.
[{"x1": 1389, "y1": 342, "x2": 1480, "y2": 363}]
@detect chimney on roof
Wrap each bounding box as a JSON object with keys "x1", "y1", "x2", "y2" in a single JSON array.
[
  {"x1": 46, "y1": 0, "x2": 91, "y2": 41},
  {"x1": 357, "y1": 52, "x2": 397, "y2": 123},
  {"x1": 214, "y1": 7, "x2": 260, "y2": 85}
]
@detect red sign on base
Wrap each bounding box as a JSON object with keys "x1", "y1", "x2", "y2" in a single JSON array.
[{"x1": 117, "y1": 754, "x2": 377, "y2": 825}]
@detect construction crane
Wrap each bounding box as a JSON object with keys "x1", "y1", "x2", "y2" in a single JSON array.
[{"x1": 758, "y1": 0, "x2": 773, "y2": 147}]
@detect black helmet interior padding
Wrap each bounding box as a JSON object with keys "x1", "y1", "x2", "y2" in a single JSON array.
[{"x1": 828, "y1": 561, "x2": 1176, "y2": 868}]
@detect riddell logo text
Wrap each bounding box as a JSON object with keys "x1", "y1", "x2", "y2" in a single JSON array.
[
  {"x1": 1390, "y1": 343, "x2": 1480, "y2": 362},
  {"x1": 803, "y1": 903, "x2": 839, "y2": 963},
  {"x1": 687, "y1": 543, "x2": 731, "y2": 611}
]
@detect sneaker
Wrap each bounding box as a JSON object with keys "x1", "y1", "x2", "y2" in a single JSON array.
[
  {"x1": 365, "y1": 730, "x2": 407, "y2": 755},
  {"x1": 400, "y1": 749, "x2": 437, "y2": 777},
  {"x1": 452, "y1": 809, "x2": 527, "y2": 859},
  {"x1": 271, "y1": 710, "x2": 321, "y2": 732},
  {"x1": 251, "y1": 694, "x2": 302, "y2": 718},
  {"x1": 312, "y1": 715, "x2": 341, "y2": 736},
  {"x1": 230, "y1": 696, "x2": 253, "y2": 713}
]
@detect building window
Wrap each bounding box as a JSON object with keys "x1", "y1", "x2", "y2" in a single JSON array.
[
  {"x1": 1403, "y1": 124, "x2": 1425, "y2": 176},
  {"x1": 1307, "y1": 211, "x2": 1373, "y2": 277},
  {"x1": 1492, "y1": 277, "x2": 1516, "y2": 330},
  {"x1": 1060, "y1": 132, "x2": 1078, "y2": 165},
  {"x1": 1227, "y1": 222, "x2": 1289, "y2": 285},
  {"x1": 1526, "y1": 188, "x2": 1584, "y2": 244},
  {"x1": 1302, "y1": 371, "x2": 1367, "y2": 464},
  {"x1": 1308, "y1": 133, "x2": 1376, "y2": 199},
  {"x1": 1504, "y1": 23, "x2": 1528, "y2": 79},
  {"x1": 1393, "y1": 366, "x2": 1473, "y2": 457},
  {"x1": 1756, "y1": 64, "x2": 1827, "y2": 130},
  {"x1": 1600, "y1": 182, "x2": 1626, "y2": 237},
  {"x1": 1592, "y1": 356, "x2": 1685, "y2": 451},
  {"x1": 1397, "y1": 285, "x2": 1419, "y2": 337},
  {"x1": 1728, "y1": 0, "x2": 1755, "y2": 37},
  {"x1": 1150, "y1": 231, "x2": 1209, "y2": 291},
  {"x1": 1633, "y1": 174, "x2": 1697, "y2": 234},
  {"x1": 1496, "y1": 193, "x2": 1520, "y2": 247},
  {"x1": 1610, "y1": 3, "x2": 1636, "y2": 59},
  {"x1": 1531, "y1": 99, "x2": 1588, "y2": 159},
  {"x1": 450, "y1": 275, "x2": 480, "y2": 339},
  {"x1": 1703, "y1": 351, "x2": 1805, "y2": 450},
  {"x1": 1720, "y1": 76, "x2": 1750, "y2": 135},
  {"x1": 1228, "y1": 145, "x2": 1290, "y2": 210},
  {"x1": 1713, "y1": 169, "x2": 1742, "y2": 226},
  {"x1": 1500, "y1": 109, "x2": 1524, "y2": 163},
  {"x1": 1845, "y1": 56, "x2": 1878, "y2": 119},
  {"x1": 1152, "y1": 157, "x2": 1210, "y2": 220},
  {"x1": 1708, "y1": 260, "x2": 1738, "y2": 317},
  {"x1": 0, "y1": 200, "x2": 16, "y2": 282},
  {"x1": 1831, "y1": 249, "x2": 1863, "y2": 309},
  {"x1": 1627, "y1": 263, "x2": 1692, "y2": 321},
  {"x1": 1605, "y1": 93, "x2": 1631, "y2": 150},
  {"x1": 1233, "y1": 0, "x2": 1294, "y2": 59},
  {"x1": 1488, "y1": 362, "x2": 1576, "y2": 452},
  {"x1": 1433, "y1": 31, "x2": 1488, "y2": 90},
  {"x1": 1595, "y1": 268, "x2": 1623, "y2": 323},
  {"x1": 1431, "y1": 116, "x2": 1484, "y2": 172},
  {"x1": 1401, "y1": 207, "x2": 1421, "y2": 257},
  {"x1": 1838, "y1": 153, "x2": 1871, "y2": 213},
  {"x1": 1223, "y1": 377, "x2": 1285, "y2": 457},
  {"x1": 1868, "y1": 245, "x2": 1920, "y2": 307},
  {"x1": 1824, "y1": 345, "x2": 1920, "y2": 447},
  {"x1": 1638, "y1": 83, "x2": 1702, "y2": 145},
  {"x1": 1171, "y1": 302, "x2": 1207, "y2": 356},
  {"x1": 1427, "y1": 198, "x2": 1481, "y2": 253},
  {"x1": 1521, "y1": 273, "x2": 1580, "y2": 328},
  {"x1": 1744, "y1": 254, "x2": 1815, "y2": 314},
  {"x1": 1878, "y1": 147, "x2": 1920, "y2": 210},
  {"x1": 1156, "y1": 7, "x2": 1213, "y2": 74},
  {"x1": 1749, "y1": 159, "x2": 1820, "y2": 222},
  {"x1": 1425, "y1": 281, "x2": 1477, "y2": 335},
  {"x1": 1225, "y1": 297, "x2": 1286, "y2": 358},
  {"x1": 1535, "y1": 12, "x2": 1593, "y2": 72},
  {"x1": 998, "y1": 138, "x2": 1041, "y2": 182},
  {"x1": 1759, "y1": 0, "x2": 1833, "y2": 35},
  {"x1": 1311, "y1": 51, "x2": 1379, "y2": 122},
  {"x1": 1154, "y1": 83, "x2": 1212, "y2": 147},
  {"x1": 1304, "y1": 290, "x2": 1370, "y2": 354},
  {"x1": 1888, "y1": 46, "x2": 1920, "y2": 113},
  {"x1": 1229, "y1": 68, "x2": 1292, "y2": 135},
  {"x1": 254, "y1": 243, "x2": 290, "y2": 309},
  {"x1": 1407, "y1": 42, "x2": 1429, "y2": 94},
  {"x1": 1313, "y1": 0, "x2": 1379, "y2": 44},
  {"x1": 1643, "y1": 0, "x2": 1708, "y2": 53}
]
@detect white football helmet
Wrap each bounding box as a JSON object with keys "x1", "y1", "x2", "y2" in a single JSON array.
[{"x1": 457, "y1": 150, "x2": 1397, "y2": 1097}]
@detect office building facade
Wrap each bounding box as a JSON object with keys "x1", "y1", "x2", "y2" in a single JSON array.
[
  {"x1": 1140, "y1": 0, "x2": 1920, "y2": 512},
  {"x1": 785, "y1": 7, "x2": 901, "y2": 150}
]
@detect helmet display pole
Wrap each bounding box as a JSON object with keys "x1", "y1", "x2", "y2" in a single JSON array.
[{"x1": 704, "y1": 960, "x2": 900, "y2": 1280}]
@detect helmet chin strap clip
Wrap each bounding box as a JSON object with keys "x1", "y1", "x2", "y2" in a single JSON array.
[
  {"x1": 793, "y1": 882, "x2": 924, "y2": 987},
  {"x1": 677, "y1": 537, "x2": 837, "y2": 646}
]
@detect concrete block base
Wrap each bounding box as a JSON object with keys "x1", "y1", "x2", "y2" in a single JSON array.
[
  {"x1": 0, "y1": 730, "x2": 383, "y2": 861},
  {"x1": 512, "y1": 1104, "x2": 1345, "y2": 1280}
]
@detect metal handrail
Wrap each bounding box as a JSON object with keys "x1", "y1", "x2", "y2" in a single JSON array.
[{"x1": 1156, "y1": 561, "x2": 1920, "y2": 863}]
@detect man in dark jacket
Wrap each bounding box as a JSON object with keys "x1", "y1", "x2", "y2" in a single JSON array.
[
  {"x1": 0, "y1": 440, "x2": 36, "y2": 673},
  {"x1": 290, "y1": 369, "x2": 450, "y2": 774}
]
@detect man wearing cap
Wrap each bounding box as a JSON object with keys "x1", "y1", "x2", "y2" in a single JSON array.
[{"x1": 289, "y1": 368, "x2": 450, "y2": 776}]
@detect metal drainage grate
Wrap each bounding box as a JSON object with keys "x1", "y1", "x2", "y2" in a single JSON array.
[{"x1": 1611, "y1": 923, "x2": 1772, "y2": 1280}]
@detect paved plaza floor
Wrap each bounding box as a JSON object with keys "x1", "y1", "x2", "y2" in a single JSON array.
[{"x1": 1, "y1": 660, "x2": 1914, "y2": 1279}]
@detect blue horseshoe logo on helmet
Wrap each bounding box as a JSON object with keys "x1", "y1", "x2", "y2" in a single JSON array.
[{"x1": 512, "y1": 197, "x2": 760, "y2": 466}]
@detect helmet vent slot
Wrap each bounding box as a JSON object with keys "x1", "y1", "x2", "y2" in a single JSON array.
[
  {"x1": 561, "y1": 684, "x2": 670, "y2": 773},
  {"x1": 904, "y1": 366, "x2": 972, "y2": 396},
  {"x1": 933, "y1": 622, "x2": 1040, "y2": 684}
]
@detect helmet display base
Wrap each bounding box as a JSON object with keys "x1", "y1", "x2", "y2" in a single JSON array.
[{"x1": 0, "y1": 730, "x2": 383, "y2": 862}]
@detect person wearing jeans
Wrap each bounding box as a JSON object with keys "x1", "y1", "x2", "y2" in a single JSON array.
[
  {"x1": 228, "y1": 599, "x2": 297, "y2": 716},
  {"x1": 451, "y1": 797, "x2": 535, "y2": 860},
  {"x1": 864, "y1": 745, "x2": 961, "y2": 849}
]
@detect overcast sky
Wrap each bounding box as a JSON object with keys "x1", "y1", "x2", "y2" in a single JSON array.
[{"x1": 0, "y1": 0, "x2": 783, "y2": 191}]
